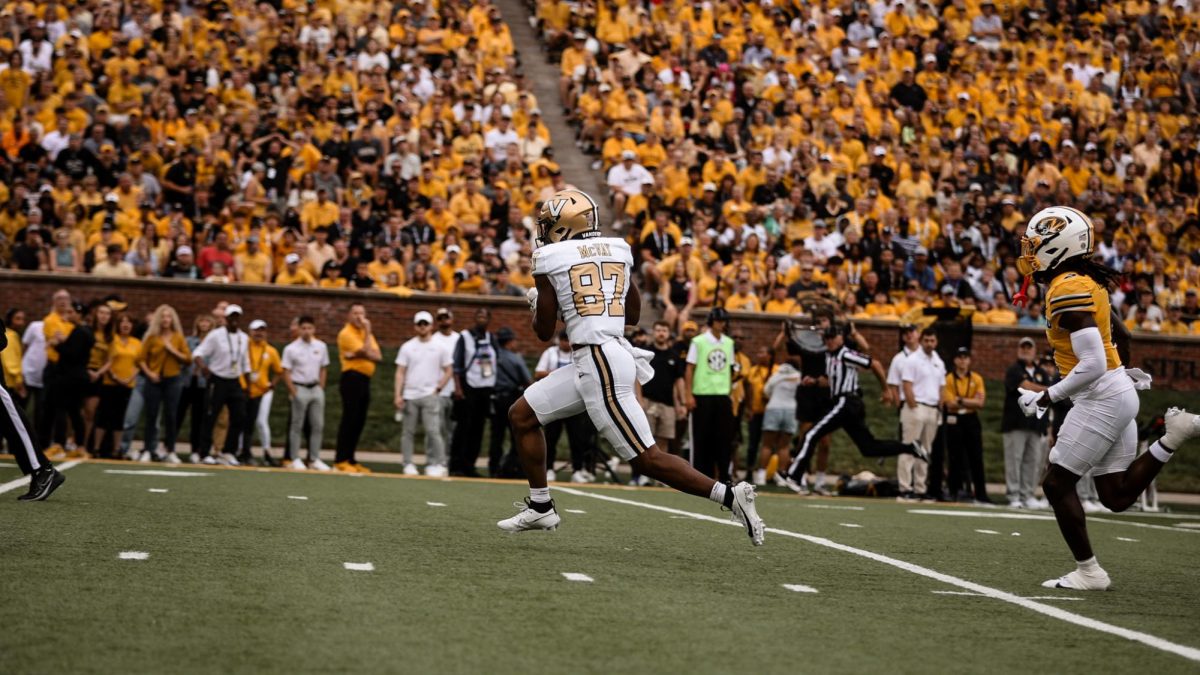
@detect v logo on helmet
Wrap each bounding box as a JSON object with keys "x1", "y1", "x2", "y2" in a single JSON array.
[{"x1": 545, "y1": 198, "x2": 569, "y2": 219}]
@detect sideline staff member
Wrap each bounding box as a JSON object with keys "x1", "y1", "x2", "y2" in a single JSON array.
[
  {"x1": 192, "y1": 304, "x2": 251, "y2": 465},
  {"x1": 336, "y1": 303, "x2": 381, "y2": 473},
  {"x1": 944, "y1": 347, "x2": 989, "y2": 502},
  {"x1": 685, "y1": 307, "x2": 736, "y2": 482}
]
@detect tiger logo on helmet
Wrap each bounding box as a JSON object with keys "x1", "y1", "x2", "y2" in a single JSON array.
[
  {"x1": 1016, "y1": 205, "x2": 1096, "y2": 278},
  {"x1": 536, "y1": 189, "x2": 601, "y2": 246}
]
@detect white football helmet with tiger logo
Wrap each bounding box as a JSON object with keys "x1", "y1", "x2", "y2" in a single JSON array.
[
  {"x1": 536, "y1": 189, "x2": 601, "y2": 246},
  {"x1": 1016, "y1": 206, "x2": 1096, "y2": 277}
]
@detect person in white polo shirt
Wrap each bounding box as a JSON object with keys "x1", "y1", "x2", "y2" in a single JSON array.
[
  {"x1": 394, "y1": 311, "x2": 453, "y2": 476},
  {"x1": 606, "y1": 150, "x2": 652, "y2": 228},
  {"x1": 281, "y1": 315, "x2": 330, "y2": 471},
  {"x1": 430, "y1": 308, "x2": 458, "y2": 444},
  {"x1": 899, "y1": 327, "x2": 946, "y2": 500}
]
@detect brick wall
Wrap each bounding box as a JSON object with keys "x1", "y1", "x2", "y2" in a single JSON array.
[{"x1": 4, "y1": 271, "x2": 1199, "y2": 390}]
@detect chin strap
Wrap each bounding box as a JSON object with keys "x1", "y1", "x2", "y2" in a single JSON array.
[{"x1": 1011, "y1": 275, "x2": 1032, "y2": 308}]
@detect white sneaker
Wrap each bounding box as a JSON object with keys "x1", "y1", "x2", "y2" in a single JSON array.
[
  {"x1": 1081, "y1": 499, "x2": 1103, "y2": 514},
  {"x1": 219, "y1": 453, "x2": 240, "y2": 466},
  {"x1": 309, "y1": 459, "x2": 331, "y2": 472},
  {"x1": 497, "y1": 499, "x2": 561, "y2": 532},
  {"x1": 425, "y1": 464, "x2": 448, "y2": 478},
  {"x1": 1161, "y1": 407, "x2": 1200, "y2": 450},
  {"x1": 125, "y1": 450, "x2": 140, "y2": 462},
  {"x1": 202, "y1": 456, "x2": 218, "y2": 465},
  {"x1": 546, "y1": 469, "x2": 557, "y2": 483},
  {"x1": 1042, "y1": 566, "x2": 1111, "y2": 591},
  {"x1": 634, "y1": 475, "x2": 653, "y2": 487},
  {"x1": 1008, "y1": 499, "x2": 1024, "y2": 509},
  {"x1": 1025, "y1": 497, "x2": 1050, "y2": 510},
  {"x1": 164, "y1": 453, "x2": 181, "y2": 465},
  {"x1": 570, "y1": 470, "x2": 593, "y2": 483},
  {"x1": 402, "y1": 463, "x2": 419, "y2": 476},
  {"x1": 729, "y1": 482, "x2": 766, "y2": 546},
  {"x1": 752, "y1": 468, "x2": 767, "y2": 486},
  {"x1": 782, "y1": 475, "x2": 810, "y2": 495},
  {"x1": 773, "y1": 472, "x2": 789, "y2": 488},
  {"x1": 288, "y1": 458, "x2": 306, "y2": 470},
  {"x1": 137, "y1": 451, "x2": 152, "y2": 463}
]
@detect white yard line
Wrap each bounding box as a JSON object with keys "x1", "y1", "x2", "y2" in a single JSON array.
[
  {"x1": 804, "y1": 504, "x2": 865, "y2": 511},
  {"x1": 426, "y1": 502, "x2": 446, "y2": 507},
  {"x1": 118, "y1": 551, "x2": 149, "y2": 560},
  {"x1": 343, "y1": 562, "x2": 374, "y2": 572},
  {"x1": 564, "y1": 509, "x2": 587, "y2": 514},
  {"x1": 782, "y1": 584, "x2": 819, "y2": 593},
  {"x1": 104, "y1": 469, "x2": 211, "y2": 477},
  {"x1": 0, "y1": 460, "x2": 81, "y2": 495},
  {"x1": 839, "y1": 523, "x2": 863, "y2": 528},
  {"x1": 561, "y1": 573, "x2": 593, "y2": 582},
  {"x1": 287, "y1": 496, "x2": 309, "y2": 501},
  {"x1": 975, "y1": 529, "x2": 1000, "y2": 535},
  {"x1": 1089, "y1": 517, "x2": 1200, "y2": 534},
  {"x1": 912, "y1": 509, "x2": 1200, "y2": 535},
  {"x1": 556, "y1": 487, "x2": 1200, "y2": 665},
  {"x1": 148, "y1": 488, "x2": 169, "y2": 494}
]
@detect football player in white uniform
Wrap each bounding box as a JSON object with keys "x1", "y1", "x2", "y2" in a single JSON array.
[
  {"x1": 1014, "y1": 206, "x2": 1200, "y2": 590},
  {"x1": 497, "y1": 189, "x2": 765, "y2": 546}
]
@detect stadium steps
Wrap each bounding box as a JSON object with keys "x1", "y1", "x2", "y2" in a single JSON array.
[{"x1": 494, "y1": 0, "x2": 610, "y2": 229}]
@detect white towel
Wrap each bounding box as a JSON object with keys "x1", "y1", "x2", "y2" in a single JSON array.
[
  {"x1": 617, "y1": 337, "x2": 656, "y2": 385},
  {"x1": 1125, "y1": 367, "x2": 1152, "y2": 391}
]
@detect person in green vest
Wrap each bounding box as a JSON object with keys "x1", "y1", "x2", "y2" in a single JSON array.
[{"x1": 685, "y1": 307, "x2": 737, "y2": 481}]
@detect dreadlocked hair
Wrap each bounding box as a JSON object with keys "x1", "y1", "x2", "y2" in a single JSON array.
[{"x1": 1033, "y1": 255, "x2": 1122, "y2": 289}]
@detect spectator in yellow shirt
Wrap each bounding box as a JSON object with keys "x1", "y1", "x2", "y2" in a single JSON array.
[
  {"x1": 95, "y1": 313, "x2": 141, "y2": 458},
  {"x1": 367, "y1": 245, "x2": 406, "y2": 287},
  {"x1": 1160, "y1": 306, "x2": 1191, "y2": 336},
  {"x1": 724, "y1": 280, "x2": 762, "y2": 312},
  {"x1": 276, "y1": 253, "x2": 317, "y2": 286},
  {"x1": 241, "y1": 319, "x2": 283, "y2": 464}
]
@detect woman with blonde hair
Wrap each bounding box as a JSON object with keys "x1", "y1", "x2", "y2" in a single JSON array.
[
  {"x1": 136, "y1": 305, "x2": 192, "y2": 463},
  {"x1": 82, "y1": 303, "x2": 114, "y2": 457},
  {"x1": 94, "y1": 313, "x2": 141, "y2": 460}
]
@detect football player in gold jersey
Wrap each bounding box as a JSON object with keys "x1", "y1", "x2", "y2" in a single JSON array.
[{"x1": 1014, "y1": 206, "x2": 1200, "y2": 591}]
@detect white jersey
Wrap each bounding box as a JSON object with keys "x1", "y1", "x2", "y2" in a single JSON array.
[{"x1": 532, "y1": 236, "x2": 633, "y2": 346}]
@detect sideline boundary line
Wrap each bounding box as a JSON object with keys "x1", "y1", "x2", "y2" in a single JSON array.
[
  {"x1": 0, "y1": 460, "x2": 81, "y2": 495},
  {"x1": 556, "y1": 486, "x2": 1200, "y2": 665}
]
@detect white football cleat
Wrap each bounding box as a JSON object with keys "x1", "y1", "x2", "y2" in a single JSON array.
[
  {"x1": 729, "y1": 482, "x2": 765, "y2": 546},
  {"x1": 288, "y1": 458, "x2": 307, "y2": 471},
  {"x1": 309, "y1": 459, "x2": 331, "y2": 472},
  {"x1": 782, "y1": 475, "x2": 810, "y2": 495},
  {"x1": 1161, "y1": 407, "x2": 1200, "y2": 451},
  {"x1": 426, "y1": 464, "x2": 448, "y2": 478},
  {"x1": 1042, "y1": 567, "x2": 1111, "y2": 591},
  {"x1": 497, "y1": 499, "x2": 561, "y2": 532}
]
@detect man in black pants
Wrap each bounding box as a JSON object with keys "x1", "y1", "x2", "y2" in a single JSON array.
[
  {"x1": 943, "y1": 347, "x2": 989, "y2": 502},
  {"x1": 684, "y1": 308, "x2": 736, "y2": 482},
  {"x1": 781, "y1": 325, "x2": 929, "y2": 494},
  {"x1": 0, "y1": 316, "x2": 65, "y2": 501},
  {"x1": 489, "y1": 327, "x2": 532, "y2": 477},
  {"x1": 450, "y1": 308, "x2": 496, "y2": 477},
  {"x1": 335, "y1": 304, "x2": 381, "y2": 473},
  {"x1": 192, "y1": 304, "x2": 251, "y2": 465}
]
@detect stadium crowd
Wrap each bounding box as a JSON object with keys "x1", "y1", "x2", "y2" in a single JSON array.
[
  {"x1": 537, "y1": 0, "x2": 1200, "y2": 336},
  {"x1": 0, "y1": 0, "x2": 558, "y2": 297}
]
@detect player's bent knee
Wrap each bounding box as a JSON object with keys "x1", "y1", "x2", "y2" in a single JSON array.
[{"x1": 508, "y1": 397, "x2": 539, "y2": 432}]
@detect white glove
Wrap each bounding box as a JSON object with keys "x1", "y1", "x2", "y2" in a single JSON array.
[
  {"x1": 1017, "y1": 387, "x2": 1048, "y2": 419},
  {"x1": 1126, "y1": 367, "x2": 1153, "y2": 391},
  {"x1": 525, "y1": 287, "x2": 538, "y2": 313}
]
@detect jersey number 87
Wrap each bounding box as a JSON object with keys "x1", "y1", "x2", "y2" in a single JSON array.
[{"x1": 568, "y1": 261, "x2": 626, "y2": 317}]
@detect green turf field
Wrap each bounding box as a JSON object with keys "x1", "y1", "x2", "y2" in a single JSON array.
[{"x1": 3, "y1": 461, "x2": 1199, "y2": 674}]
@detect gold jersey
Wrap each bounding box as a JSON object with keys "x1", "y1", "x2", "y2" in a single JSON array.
[{"x1": 1045, "y1": 272, "x2": 1121, "y2": 377}]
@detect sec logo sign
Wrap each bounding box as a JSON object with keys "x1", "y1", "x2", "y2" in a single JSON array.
[{"x1": 706, "y1": 350, "x2": 727, "y2": 371}]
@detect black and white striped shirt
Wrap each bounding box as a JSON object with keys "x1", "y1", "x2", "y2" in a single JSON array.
[{"x1": 826, "y1": 346, "x2": 872, "y2": 397}]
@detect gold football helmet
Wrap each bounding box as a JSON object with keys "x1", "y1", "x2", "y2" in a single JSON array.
[{"x1": 536, "y1": 189, "x2": 601, "y2": 245}]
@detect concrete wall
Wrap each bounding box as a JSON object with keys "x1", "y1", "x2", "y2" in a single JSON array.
[{"x1": 4, "y1": 271, "x2": 1199, "y2": 390}]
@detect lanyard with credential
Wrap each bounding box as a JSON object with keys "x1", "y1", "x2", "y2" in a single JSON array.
[{"x1": 226, "y1": 330, "x2": 242, "y2": 376}]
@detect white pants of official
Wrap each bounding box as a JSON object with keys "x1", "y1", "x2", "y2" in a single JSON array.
[
  {"x1": 899, "y1": 404, "x2": 937, "y2": 494},
  {"x1": 1049, "y1": 368, "x2": 1139, "y2": 477},
  {"x1": 524, "y1": 339, "x2": 655, "y2": 461}
]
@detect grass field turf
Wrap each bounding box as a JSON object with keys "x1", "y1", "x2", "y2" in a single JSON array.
[{"x1": 2, "y1": 462, "x2": 1199, "y2": 674}]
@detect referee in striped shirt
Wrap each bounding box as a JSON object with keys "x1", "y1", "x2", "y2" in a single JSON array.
[
  {"x1": 780, "y1": 324, "x2": 929, "y2": 494},
  {"x1": 0, "y1": 316, "x2": 65, "y2": 500}
]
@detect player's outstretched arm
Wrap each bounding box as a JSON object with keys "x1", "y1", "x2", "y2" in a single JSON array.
[
  {"x1": 625, "y1": 278, "x2": 642, "y2": 326},
  {"x1": 1041, "y1": 310, "x2": 1104, "y2": 406},
  {"x1": 533, "y1": 275, "x2": 559, "y2": 342}
]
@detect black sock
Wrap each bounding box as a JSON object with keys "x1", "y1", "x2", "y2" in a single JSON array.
[
  {"x1": 529, "y1": 498, "x2": 554, "y2": 513},
  {"x1": 722, "y1": 484, "x2": 734, "y2": 509}
]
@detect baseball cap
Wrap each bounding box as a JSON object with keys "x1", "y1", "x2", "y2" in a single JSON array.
[
  {"x1": 105, "y1": 192, "x2": 119, "y2": 203},
  {"x1": 680, "y1": 236, "x2": 695, "y2": 246},
  {"x1": 446, "y1": 245, "x2": 462, "y2": 254},
  {"x1": 940, "y1": 284, "x2": 955, "y2": 295},
  {"x1": 285, "y1": 253, "x2": 301, "y2": 264},
  {"x1": 681, "y1": 320, "x2": 699, "y2": 332},
  {"x1": 621, "y1": 150, "x2": 637, "y2": 160},
  {"x1": 225, "y1": 304, "x2": 244, "y2": 317},
  {"x1": 955, "y1": 346, "x2": 971, "y2": 356},
  {"x1": 436, "y1": 307, "x2": 453, "y2": 318},
  {"x1": 822, "y1": 325, "x2": 841, "y2": 339},
  {"x1": 249, "y1": 319, "x2": 267, "y2": 330},
  {"x1": 413, "y1": 311, "x2": 434, "y2": 324},
  {"x1": 176, "y1": 245, "x2": 193, "y2": 256},
  {"x1": 913, "y1": 246, "x2": 928, "y2": 256},
  {"x1": 1019, "y1": 336, "x2": 1036, "y2": 347},
  {"x1": 873, "y1": 146, "x2": 887, "y2": 156}
]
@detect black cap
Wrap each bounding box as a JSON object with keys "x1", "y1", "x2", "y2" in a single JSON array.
[
  {"x1": 955, "y1": 346, "x2": 971, "y2": 357},
  {"x1": 496, "y1": 326, "x2": 516, "y2": 344},
  {"x1": 822, "y1": 324, "x2": 842, "y2": 339},
  {"x1": 707, "y1": 307, "x2": 730, "y2": 324}
]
